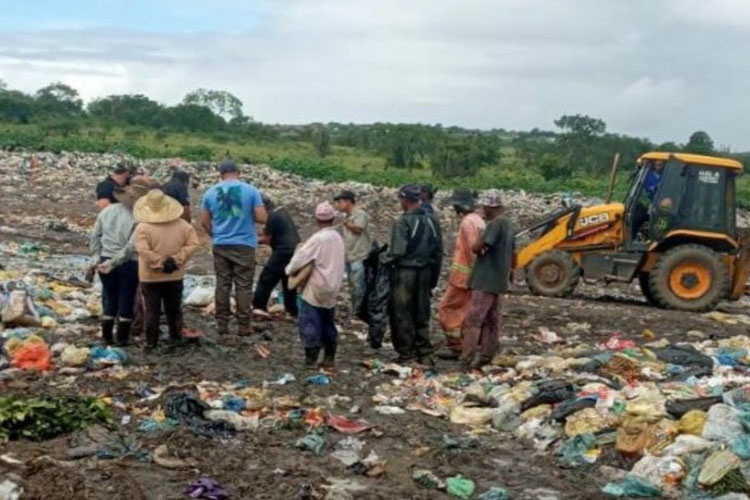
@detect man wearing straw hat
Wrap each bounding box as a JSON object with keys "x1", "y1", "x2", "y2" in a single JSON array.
[
  {"x1": 134, "y1": 189, "x2": 200, "y2": 351},
  {"x1": 201, "y1": 160, "x2": 267, "y2": 336},
  {"x1": 90, "y1": 178, "x2": 154, "y2": 346}
]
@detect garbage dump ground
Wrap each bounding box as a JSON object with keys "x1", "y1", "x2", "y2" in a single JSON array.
[{"x1": 3, "y1": 152, "x2": 750, "y2": 499}]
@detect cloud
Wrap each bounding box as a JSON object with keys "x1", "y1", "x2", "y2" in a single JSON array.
[{"x1": 1, "y1": 0, "x2": 749, "y2": 148}]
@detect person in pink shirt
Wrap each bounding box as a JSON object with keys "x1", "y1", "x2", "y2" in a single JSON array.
[{"x1": 285, "y1": 202, "x2": 345, "y2": 367}]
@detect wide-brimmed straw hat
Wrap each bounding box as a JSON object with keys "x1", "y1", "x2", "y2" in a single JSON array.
[{"x1": 134, "y1": 189, "x2": 184, "y2": 224}]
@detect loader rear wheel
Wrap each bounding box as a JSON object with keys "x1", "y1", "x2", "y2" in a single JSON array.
[
  {"x1": 649, "y1": 244, "x2": 729, "y2": 312},
  {"x1": 639, "y1": 273, "x2": 658, "y2": 306},
  {"x1": 527, "y1": 250, "x2": 581, "y2": 297}
]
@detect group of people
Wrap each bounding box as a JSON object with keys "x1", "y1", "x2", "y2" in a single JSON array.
[{"x1": 90, "y1": 160, "x2": 514, "y2": 371}]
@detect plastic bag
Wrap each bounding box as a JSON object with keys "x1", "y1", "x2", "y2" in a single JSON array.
[
  {"x1": 296, "y1": 433, "x2": 325, "y2": 455},
  {"x1": 565, "y1": 408, "x2": 610, "y2": 437},
  {"x1": 602, "y1": 475, "x2": 662, "y2": 497},
  {"x1": 327, "y1": 415, "x2": 371, "y2": 434},
  {"x1": 561, "y1": 433, "x2": 597, "y2": 466},
  {"x1": 11, "y1": 342, "x2": 52, "y2": 371},
  {"x1": 654, "y1": 344, "x2": 713, "y2": 367},
  {"x1": 184, "y1": 286, "x2": 214, "y2": 307},
  {"x1": 520, "y1": 379, "x2": 574, "y2": 411},
  {"x1": 616, "y1": 418, "x2": 676, "y2": 457},
  {"x1": 412, "y1": 469, "x2": 444, "y2": 490},
  {"x1": 446, "y1": 475, "x2": 475, "y2": 499},
  {"x1": 666, "y1": 396, "x2": 723, "y2": 418},
  {"x1": 491, "y1": 401, "x2": 521, "y2": 432},
  {"x1": 698, "y1": 449, "x2": 741, "y2": 486},
  {"x1": 676, "y1": 409, "x2": 706, "y2": 436},
  {"x1": 663, "y1": 435, "x2": 713, "y2": 456},
  {"x1": 551, "y1": 397, "x2": 597, "y2": 422},
  {"x1": 478, "y1": 487, "x2": 512, "y2": 500},
  {"x1": 702, "y1": 404, "x2": 744, "y2": 442},
  {"x1": 630, "y1": 455, "x2": 684, "y2": 489},
  {"x1": 450, "y1": 405, "x2": 494, "y2": 426},
  {"x1": 331, "y1": 437, "x2": 364, "y2": 466},
  {"x1": 204, "y1": 410, "x2": 259, "y2": 431},
  {"x1": 730, "y1": 435, "x2": 750, "y2": 460},
  {"x1": 724, "y1": 386, "x2": 750, "y2": 408},
  {"x1": 60, "y1": 345, "x2": 90, "y2": 367}
]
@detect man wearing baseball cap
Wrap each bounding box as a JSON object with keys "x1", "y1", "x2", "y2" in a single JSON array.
[
  {"x1": 333, "y1": 190, "x2": 372, "y2": 320},
  {"x1": 201, "y1": 160, "x2": 267, "y2": 337},
  {"x1": 387, "y1": 184, "x2": 443, "y2": 365},
  {"x1": 285, "y1": 202, "x2": 345, "y2": 368},
  {"x1": 461, "y1": 189, "x2": 513, "y2": 371}
]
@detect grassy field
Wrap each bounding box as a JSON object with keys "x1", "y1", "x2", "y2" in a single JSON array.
[{"x1": 3, "y1": 123, "x2": 749, "y2": 203}]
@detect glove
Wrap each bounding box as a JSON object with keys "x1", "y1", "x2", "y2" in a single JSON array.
[{"x1": 162, "y1": 257, "x2": 179, "y2": 274}]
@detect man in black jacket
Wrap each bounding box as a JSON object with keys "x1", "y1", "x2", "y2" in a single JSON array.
[{"x1": 388, "y1": 184, "x2": 443, "y2": 365}]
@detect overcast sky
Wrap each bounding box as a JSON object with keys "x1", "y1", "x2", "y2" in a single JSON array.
[{"x1": 2, "y1": 0, "x2": 750, "y2": 148}]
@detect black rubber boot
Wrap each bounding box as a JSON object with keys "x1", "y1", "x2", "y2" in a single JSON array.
[
  {"x1": 101, "y1": 319, "x2": 115, "y2": 345},
  {"x1": 320, "y1": 342, "x2": 337, "y2": 368},
  {"x1": 304, "y1": 348, "x2": 320, "y2": 367},
  {"x1": 116, "y1": 320, "x2": 132, "y2": 347}
]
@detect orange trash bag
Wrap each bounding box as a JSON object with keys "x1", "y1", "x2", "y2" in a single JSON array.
[{"x1": 11, "y1": 342, "x2": 53, "y2": 371}]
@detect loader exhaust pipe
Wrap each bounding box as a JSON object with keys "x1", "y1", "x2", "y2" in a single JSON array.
[{"x1": 605, "y1": 152, "x2": 620, "y2": 204}]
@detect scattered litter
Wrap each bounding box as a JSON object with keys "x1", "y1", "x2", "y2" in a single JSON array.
[
  {"x1": 307, "y1": 374, "x2": 332, "y2": 385},
  {"x1": 296, "y1": 433, "x2": 326, "y2": 455},
  {"x1": 185, "y1": 477, "x2": 230, "y2": 500}
]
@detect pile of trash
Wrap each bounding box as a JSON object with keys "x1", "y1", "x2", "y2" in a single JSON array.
[
  {"x1": 0, "y1": 150, "x2": 608, "y2": 246},
  {"x1": 367, "y1": 332, "x2": 750, "y2": 498}
]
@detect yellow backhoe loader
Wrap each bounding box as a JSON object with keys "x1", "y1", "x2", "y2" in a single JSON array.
[{"x1": 514, "y1": 152, "x2": 750, "y2": 311}]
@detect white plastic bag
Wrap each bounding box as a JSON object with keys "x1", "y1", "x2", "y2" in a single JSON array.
[
  {"x1": 184, "y1": 286, "x2": 214, "y2": 307},
  {"x1": 702, "y1": 404, "x2": 743, "y2": 442}
]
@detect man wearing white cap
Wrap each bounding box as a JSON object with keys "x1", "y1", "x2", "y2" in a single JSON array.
[
  {"x1": 285, "y1": 202, "x2": 345, "y2": 367},
  {"x1": 461, "y1": 189, "x2": 513, "y2": 371}
]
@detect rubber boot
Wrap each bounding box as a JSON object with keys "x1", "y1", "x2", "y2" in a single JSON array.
[
  {"x1": 305, "y1": 348, "x2": 320, "y2": 368},
  {"x1": 320, "y1": 342, "x2": 337, "y2": 368},
  {"x1": 101, "y1": 319, "x2": 115, "y2": 346},
  {"x1": 116, "y1": 320, "x2": 132, "y2": 347}
]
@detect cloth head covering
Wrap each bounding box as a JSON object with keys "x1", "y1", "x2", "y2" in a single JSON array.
[
  {"x1": 333, "y1": 190, "x2": 356, "y2": 203},
  {"x1": 478, "y1": 189, "x2": 504, "y2": 208},
  {"x1": 315, "y1": 201, "x2": 335, "y2": 221},
  {"x1": 398, "y1": 184, "x2": 421, "y2": 202},
  {"x1": 134, "y1": 189, "x2": 184, "y2": 224}
]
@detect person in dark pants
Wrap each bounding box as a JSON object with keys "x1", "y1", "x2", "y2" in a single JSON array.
[
  {"x1": 252, "y1": 195, "x2": 300, "y2": 318},
  {"x1": 134, "y1": 190, "x2": 200, "y2": 351},
  {"x1": 90, "y1": 184, "x2": 150, "y2": 346},
  {"x1": 201, "y1": 160, "x2": 267, "y2": 336},
  {"x1": 161, "y1": 169, "x2": 192, "y2": 222},
  {"x1": 388, "y1": 184, "x2": 443, "y2": 365},
  {"x1": 460, "y1": 189, "x2": 513, "y2": 371}
]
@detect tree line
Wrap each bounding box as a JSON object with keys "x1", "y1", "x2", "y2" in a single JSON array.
[{"x1": 0, "y1": 80, "x2": 733, "y2": 180}]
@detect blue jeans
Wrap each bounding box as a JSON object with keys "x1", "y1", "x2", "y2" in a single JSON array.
[
  {"x1": 346, "y1": 260, "x2": 366, "y2": 316},
  {"x1": 298, "y1": 300, "x2": 337, "y2": 349},
  {"x1": 99, "y1": 259, "x2": 139, "y2": 321}
]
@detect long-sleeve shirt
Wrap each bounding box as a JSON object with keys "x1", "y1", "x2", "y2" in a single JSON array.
[
  {"x1": 448, "y1": 212, "x2": 486, "y2": 289},
  {"x1": 134, "y1": 219, "x2": 200, "y2": 282},
  {"x1": 389, "y1": 207, "x2": 443, "y2": 287},
  {"x1": 285, "y1": 226, "x2": 345, "y2": 309},
  {"x1": 90, "y1": 203, "x2": 137, "y2": 268}
]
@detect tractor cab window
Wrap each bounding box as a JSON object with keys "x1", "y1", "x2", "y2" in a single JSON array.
[{"x1": 649, "y1": 161, "x2": 733, "y2": 240}]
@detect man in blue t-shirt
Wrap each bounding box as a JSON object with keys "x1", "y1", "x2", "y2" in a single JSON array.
[{"x1": 201, "y1": 160, "x2": 267, "y2": 336}]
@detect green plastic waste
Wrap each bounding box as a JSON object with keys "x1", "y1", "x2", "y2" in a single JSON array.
[
  {"x1": 295, "y1": 433, "x2": 325, "y2": 455},
  {"x1": 478, "y1": 486, "x2": 512, "y2": 500},
  {"x1": 561, "y1": 433, "x2": 597, "y2": 465},
  {"x1": 731, "y1": 434, "x2": 750, "y2": 459},
  {"x1": 446, "y1": 475, "x2": 476, "y2": 499},
  {"x1": 412, "y1": 469, "x2": 444, "y2": 490},
  {"x1": 602, "y1": 475, "x2": 661, "y2": 498}
]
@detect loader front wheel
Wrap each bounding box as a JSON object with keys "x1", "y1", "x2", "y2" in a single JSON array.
[
  {"x1": 526, "y1": 250, "x2": 581, "y2": 297},
  {"x1": 649, "y1": 244, "x2": 729, "y2": 312}
]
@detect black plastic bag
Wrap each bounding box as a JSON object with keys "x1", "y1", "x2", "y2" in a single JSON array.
[
  {"x1": 521, "y1": 379, "x2": 575, "y2": 411},
  {"x1": 654, "y1": 345, "x2": 713, "y2": 368},
  {"x1": 666, "y1": 396, "x2": 723, "y2": 418},
  {"x1": 551, "y1": 397, "x2": 598, "y2": 422},
  {"x1": 164, "y1": 391, "x2": 235, "y2": 438}
]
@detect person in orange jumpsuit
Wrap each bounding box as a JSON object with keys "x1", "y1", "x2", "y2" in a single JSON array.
[{"x1": 436, "y1": 189, "x2": 485, "y2": 359}]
